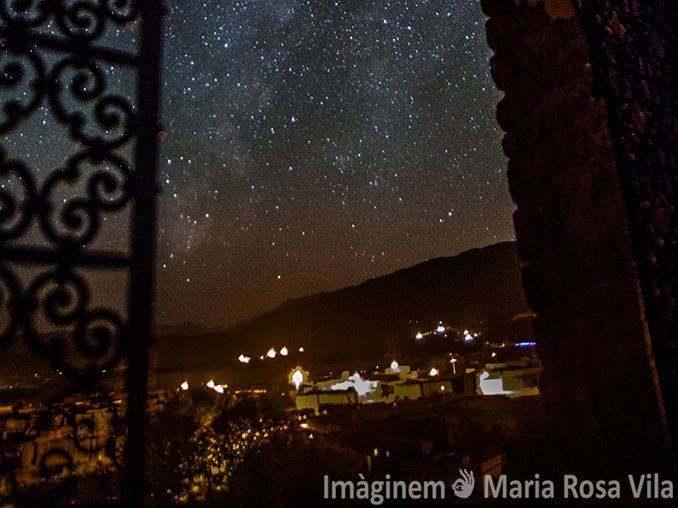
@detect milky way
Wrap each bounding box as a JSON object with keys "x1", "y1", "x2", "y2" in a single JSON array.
[{"x1": 3, "y1": 0, "x2": 515, "y2": 327}]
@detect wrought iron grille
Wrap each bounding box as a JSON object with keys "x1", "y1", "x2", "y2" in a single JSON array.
[
  {"x1": 575, "y1": 0, "x2": 678, "y2": 446},
  {"x1": 0, "y1": 0, "x2": 163, "y2": 506}
]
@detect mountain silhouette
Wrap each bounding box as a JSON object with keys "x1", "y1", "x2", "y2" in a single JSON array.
[{"x1": 157, "y1": 241, "x2": 531, "y2": 369}]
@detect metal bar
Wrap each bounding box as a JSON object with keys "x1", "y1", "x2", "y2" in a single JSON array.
[
  {"x1": 0, "y1": 245, "x2": 130, "y2": 267},
  {"x1": 0, "y1": 26, "x2": 139, "y2": 66},
  {"x1": 122, "y1": 0, "x2": 164, "y2": 505}
]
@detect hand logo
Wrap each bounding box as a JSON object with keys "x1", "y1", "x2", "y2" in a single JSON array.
[{"x1": 452, "y1": 469, "x2": 475, "y2": 499}]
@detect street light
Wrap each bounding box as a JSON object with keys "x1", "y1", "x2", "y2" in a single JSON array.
[{"x1": 450, "y1": 358, "x2": 458, "y2": 375}]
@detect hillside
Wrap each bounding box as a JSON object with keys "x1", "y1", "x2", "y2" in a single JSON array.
[{"x1": 157, "y1": 242, "x2": 531, "y2": 369}]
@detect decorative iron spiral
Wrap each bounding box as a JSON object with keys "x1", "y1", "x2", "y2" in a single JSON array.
[
  {"x1": 24, "y1": 269, "x2": 125, "y2": 378},
  {"x1": 0, "y1": 149, "x2": 37, "y2": 242},
  {"x1": 0, "y1": 264, "x2": 22, "y2": 350},
  {"x1": 0, "y1": 0, "x2": 140, "y2": 37},
  {"x1": 39, "y1": 149, "x2": 131, "y2": 246},
  {"x1": 0, "y1": 45, "x2": 46, "y2": 133},
  {"x1": 49, "y1": 58, "x2": 136, "y2": 149},
  {"x1": 0, "y1": 0, "x2": 51, "y2": 29}
]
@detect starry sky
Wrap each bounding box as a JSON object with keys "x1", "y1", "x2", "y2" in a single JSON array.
[{"x1": 3, "y1": 0, "x2": 515, "y2": 328}]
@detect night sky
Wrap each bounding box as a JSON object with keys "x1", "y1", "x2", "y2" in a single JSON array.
[{"x1": 3, "y1": 0, "x2": 515, "y2": 328}]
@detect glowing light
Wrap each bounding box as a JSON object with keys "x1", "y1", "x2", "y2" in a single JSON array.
[
  {"x1": 389, "y1": 360, "x2": 401, "y2": 373},
  {"x1": 180, "y1": 381, "x2": 189, "y2": 391},
  {"x1": 298, "y1": 346, "x2": 305, "y2": 353},
  {"x1": 266, "y1": 348, "x2": 277, "y2": 359},
  {"x1": 415, "y1": 332, "x2": 423, "y2": 340},
  {"x1": 238, "y1": 354, "x2": 251, "y2": 364},
  {"x1": 214, "y1": 385, "x2": 224, "y2": 394},
  {"x1": 436, "y1": 325, "x2": 445, "y2": 334},
  {"x1": 515, "y1": 341, "x2": 537, "y2": 348},
  {"x1": 491, "y1": 352, "x2": 497, "y2": 358},
  {"x1": 463, "y1": 329, "x2": 469, "y2": 335},
  {"x1": 464, "y1": 333, "x2": 474, "y2": 343},
  {"x1": 429, "y1": 368, "x2": 439, "y2": 377},
  {"x1": 206, "y1": 379, "x2": 215, "y2": 389},
  {"x1": 280, "y1": 346, "x2": 289, "y2": 356},
  {"x1": 440, "y1": 385, "x2": 445, "y2": 391},
  {"x1": 290, "y1": 368, "x2": 305, "y2": 390}
]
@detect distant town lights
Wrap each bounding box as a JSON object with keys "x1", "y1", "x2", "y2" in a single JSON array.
[
  {"x1": 429, "y1": 367, "x2": 439, "y2": 377},
  {"x1": 436, "y1": 325, "x2": 445, "y2": 334},
  {"x1": 238, "y1": 354, "x2": 251, "y2": 364},
  {"x1": 180, "y1": 381, "x2": 189, "y2": 391},
  {"x1": 464, "y1": 333, "x2": 474, "y2": 343},
  {"x1": 206, "y1": 379, "x2": 215, "y2": 389},
  {"x1": 266, "y1": 348, "x2": 277, "y2": 359},
  {"x1": 390, "y1": 360, "x2": 400, "y2": 372},
  {"x1": 298, "y1": 346, "x2": 305, "y2": 353},
  {"x1": 415, "y1": 332, "x2": 423, "y2": 340},
  {"x1": 280, "y1": 346, "x2": 289, "y2": 356},
  {"x1": 213, "y1": 385, "x2": 224, "y2": 394}
]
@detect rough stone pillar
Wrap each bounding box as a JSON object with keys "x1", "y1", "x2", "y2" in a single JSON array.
[{"x1": 482, "y1": 0, "x2": 676, "y2": 480}]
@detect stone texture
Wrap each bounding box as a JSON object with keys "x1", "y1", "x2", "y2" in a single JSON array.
[{"x1": 482, "y1": 0, "x2": 676, "y2": 481}]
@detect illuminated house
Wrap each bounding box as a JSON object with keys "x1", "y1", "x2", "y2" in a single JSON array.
[
  {"x1": 382, "y1": 379, "x2": 454, "y2": 400},
  {"x1": 295, "y1": 389, "x2": 358, "y2": 413},
  {"x1": 477, "y1": 367, "x2": 541, "y2": 397},
  {"x1": 294, "y1": 363, "x2": 475, "y2": 412}
]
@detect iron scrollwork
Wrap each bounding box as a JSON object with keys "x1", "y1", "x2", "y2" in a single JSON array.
[
  {"x1": 0, "y1": 0, "x2": 139, "y2": 38},
  {"x1": 1, "y1": 0, "x2": 163, "y2": 505},
  {"x1": 0, "y1": 45, "x2": 46, "y2": 132}
]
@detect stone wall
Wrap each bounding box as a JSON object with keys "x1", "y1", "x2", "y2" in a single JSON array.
[{"x1": 481, "y1": 0, "x2": 675, "y2": 479}]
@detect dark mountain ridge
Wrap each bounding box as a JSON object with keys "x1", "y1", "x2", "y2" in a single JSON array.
[{"x1": 157, "y1": 241, "x2": 531, "y2": 370}]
